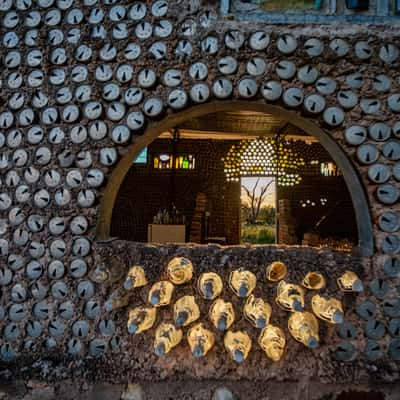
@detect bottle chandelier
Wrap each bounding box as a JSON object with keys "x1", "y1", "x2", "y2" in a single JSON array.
[{"x1": 222, "y1": 137, "x2": 305, "y2": 186}]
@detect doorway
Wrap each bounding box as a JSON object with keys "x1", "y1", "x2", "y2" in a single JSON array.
[{"x1": 241, "y1": 177, "x2": 276, "y2": 244}]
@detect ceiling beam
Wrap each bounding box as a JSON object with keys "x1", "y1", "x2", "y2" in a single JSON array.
[{"x1": 158, "y1": 128, "x2": 317, "y2": 143}]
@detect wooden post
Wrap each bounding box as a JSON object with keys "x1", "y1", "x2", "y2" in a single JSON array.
[
  {"x1": 274, "y1": 131, "x2": 282, "y2": 245},
  {"x1": 275, "y1": 180, "x2": 279, "y2": 245},
  {"x1": 170, "y1": 129, "x2": 178, "y2": 212}
]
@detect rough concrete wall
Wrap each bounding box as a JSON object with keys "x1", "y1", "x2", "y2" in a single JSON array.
[
  {"x1": 19, "y1": 239, "x2": 393, "y2": 385},
  {"x1": 1, "y1": 379, "x2": 400, "y2": 400},
  {"x1": 0, "y1": 0, "x2": 399, "y2": 388}
]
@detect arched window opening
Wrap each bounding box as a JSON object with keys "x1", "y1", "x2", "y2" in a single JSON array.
[{"x1": 109, "y1": 109, "x2": 361, "y2": 252}]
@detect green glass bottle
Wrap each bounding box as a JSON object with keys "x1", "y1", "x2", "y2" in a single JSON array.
[{"x1": 182, "y1": 155, "x2": 189, "y2": 169}]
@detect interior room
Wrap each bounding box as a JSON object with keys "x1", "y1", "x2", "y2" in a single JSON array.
[{"x1": 111, "y1": 110, "x2": 358, "y2": 251}]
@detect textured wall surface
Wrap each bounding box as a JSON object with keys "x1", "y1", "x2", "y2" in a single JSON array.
[
  {"x1": 91, "y1": 241, "x2": 367, "y2": 382},
  {"x1": 0, "y1": 0, "x2": 399, "y2": 389},
  {"x1": 1, "y1": 379, "x2": 400, "y2": 400}
]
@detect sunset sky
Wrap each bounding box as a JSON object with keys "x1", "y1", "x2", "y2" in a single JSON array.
[{"x1": 241, "y1": 177, "x2": 276, "y2": 208}]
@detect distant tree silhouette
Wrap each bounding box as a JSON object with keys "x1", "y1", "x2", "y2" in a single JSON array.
[{"x1": 242, "y1": 178, "x2": 274, "y2": 224}]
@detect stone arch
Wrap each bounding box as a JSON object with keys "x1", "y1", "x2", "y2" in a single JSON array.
[{"x1": 96, "y1": 100, "x2": 374, "y2": 256}]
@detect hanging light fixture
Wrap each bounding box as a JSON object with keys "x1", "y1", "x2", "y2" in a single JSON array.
[{"x1": 222, "y1": 137, "x2": 305, "y2": 186}]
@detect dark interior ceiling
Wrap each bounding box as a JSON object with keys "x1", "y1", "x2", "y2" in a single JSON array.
[{"x1": 159, "y1": 110, "x2": 316, "y2": 142}]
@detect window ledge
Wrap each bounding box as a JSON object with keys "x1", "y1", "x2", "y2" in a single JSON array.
[{"x1": 233, "y1": 12, "x2": 400, "y2": 25}]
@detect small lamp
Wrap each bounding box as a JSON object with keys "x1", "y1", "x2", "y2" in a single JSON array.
[{"x1": 345, "y1": 0, "x2": 369, "y2": 10}]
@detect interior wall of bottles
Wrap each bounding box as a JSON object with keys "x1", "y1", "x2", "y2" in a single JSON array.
[
  {"x1": 111, "y1": 138, "x2": 357, "y2": 246},
  {"x1": 277, "y1": 141, "x2": 358, "y2": 246},
  {"x1": 111, "y1": 139, "x2": 241, "y2": 243},
  {"x1": 277, "y1": 176, "x2": 358, "y2": 246}
]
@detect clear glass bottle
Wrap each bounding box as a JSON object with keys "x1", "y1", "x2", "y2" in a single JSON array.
[
  {"x1": 148, "y1": 281, "x2": 174, "y2": 307},
  {"x1": 266, "y1": 261, "x2": 287, "y2": 282},
  {"x1": 288, "y1": 311, "x2": 319, "y2": 349},
  {"x1": 337, "y1": 270, "x2": 363, "y2": 293},
  {"x1": 127, "y1": 306, "x2": 157, "y2": 334},
  {"x1": 243, "y1": 294, "x2": 272, "y2": 329},
  {"x1": 187, "y1": 323, "x2": 215, "y2": 358},
  {"x1": 167, "y1": 257, "x2": 193, "y2": 285},
  {"x1": 165, "y1": 210, "x2": 170, "y2": 224},
  {"x1": 229, "y1": 269, "x2": 257, "y2": 298},
  {"x1": 224, "y1": 330, "x2": 252, "y2": 364},
  {"x1": 311, "y1": 294, "x2": 344, "y2": 324},
  {"x1": 189, "y1": 154, "x2": 195, "y2": 169},
  {"x1": 154, "y1": 323, "x2": 183, "y2": 356},
  {"x1": 123, "y1": 265, "x2": 147, "y2": 290},
  {"x1": 209, "y1": 298, "x2": 235, "y2": 331},
  {"x1": 258, "y1": 325, "x2": 286, "y2": 362},
  {"x1": 170, "y1": 204, "x2": 176, "y2": 223},
  {"x1": 157, "y1": 210, "x2": 162, "y2": 224},
  {"x1": 276, "y1": 281, "x2": 305, "y2": 312},
  {"x1": 173, "y1": 295, "x2": 200, "y2": 327},
  {"x1": 197, "y1": 272, "x2": 223, "y2": 300}
]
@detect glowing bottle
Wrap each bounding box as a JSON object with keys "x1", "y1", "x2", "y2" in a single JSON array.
[
  {"x1": 127, "y1": 306, "x2": 157, "y2": 334},
  {"x1": 224, "y1": 330, "x2": 252, "y2": 364},
  {"x1": 288, "y1": 311, "x2": 319, "y2": 349},
  {"x1": 187, "y1": 323, "x2": 215, "y2": 358},
  {"x1": 243, "y1": 295, "x2": 272, "y2": 329},
  {"x1": 104, "y1": 288, "x2": 130, "y2": 313},
  {"x1": 148, "y1": 281, "x2": 174, "y2": 307},
  {"x1": 154, "y1": 323, "x2": 183, "y2": 356},
  {"x1": 167, "y1": 257, "x2": 193, "y2": 285},
  {"x1": 123, "y1": 265, "x2": 147, "y2": 290},
  {"x1": 266, "y1": 261, "x2": 287, "y2": 282},
  {"x1": 337, "y1": 270, "x2": 364, "y2": 293},
  {"x1": 276, "y1": 281, "x2": 305, "y2": 312},
  {"x1": 311, "y1": 294, "x2": 344, "y2": 324},
  {"x1": 258, "y1": 325, "x2": 286, "y2": 362},
  {"x1": 229, "y1": 269, "x2": 257, "y2": 298},
  {"x1": 209, "y1": 299, "x2": 235, "y2": 331},
  {"x1": 173, "y1": 295, "x2": 200, "y2": 327},
  {"x1": 197, "y1": 272, "x2": 223, "y2": 300},
  {"x1": 302, "y1": 271, "x2": 325, "y2": 290}
]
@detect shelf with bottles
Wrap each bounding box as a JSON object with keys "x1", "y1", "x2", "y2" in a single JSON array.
[
  {"x1": 320, "y1": 162, "x2": 341, "y2": 177},
  {"x1": 153, "y1": 154, "x2": 196, "y2": 170},
  {"x1": 304, "y1": 160, "x2": 341, "y2": 177},
  {"x1": 153, "y1": 205, "x2": 186, "y2": 225}
]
